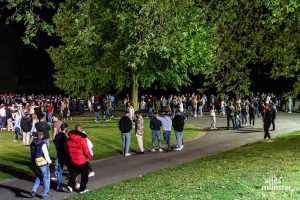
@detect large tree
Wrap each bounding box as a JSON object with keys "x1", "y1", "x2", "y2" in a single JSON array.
[
  {"x1": 48, "y1": 0, "x2": 213, "y2": 109},
  {"x1": 199, "y1": 0, "x2": 300, "y2": 97}
]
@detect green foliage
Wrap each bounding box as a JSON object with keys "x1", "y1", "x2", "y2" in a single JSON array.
[
  {"x1": 199, "y1": 0, "x2": 300, "y2": 96},
  {"x1": 1, "y1": 0, "x2": 55, "y2": 47},
  {"x1": 47, "y1": 0, "x2": 212, "y2": 99}
]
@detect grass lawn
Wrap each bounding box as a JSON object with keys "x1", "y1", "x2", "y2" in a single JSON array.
[
  {"x1": 0, "y1": 116, "x2": 201, "y2": 181},
  {"x1": 71, "y1": 131, "x2": 300, "y2": 200}
]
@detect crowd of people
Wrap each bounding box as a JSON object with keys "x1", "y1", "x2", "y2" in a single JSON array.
[{"x1": 0, "y1": 92, "x2": 297, "y2": 198}]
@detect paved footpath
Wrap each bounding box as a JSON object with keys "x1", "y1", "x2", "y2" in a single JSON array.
[{"x1": 0, "y1": 112, "x2": 299, "y2": 199}]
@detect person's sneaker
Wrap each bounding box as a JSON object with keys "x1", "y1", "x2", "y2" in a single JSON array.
[
  {"x1": 50, "y1": 177, "x2": 57, "y2": 181},
  {"x1": 76, "y1": 183, "x2": 80, "y2": 189},
  {"x1": 88, "y1": 171, "x2": 95, "y2": 177},
  {"x1": 267, "y1": 139, "x2": 273, "y2": 142},
  {"x1": 159, "y1": 149, "x2": 163, "y2": 152},
  {"x1": 30, "y1": 191, "x2": 35, "y2": 197},
  {"x1": 57, "y1": 187, "x2": 67, "y2": 192},
  {"x1": 151, "y1": 149, "x2": 156, "y2": 152},
  {"x1": 66, "y1": 186, "x2": 73, "y2": 193},
  {"x1": 13, "y1": 140, "x2": 17, "y2": 142},
  {"x1": 174, "y1": 147, "x2": 181, "y2": 151},
  {"x1": 179, "y1": 145, "x2": 184, "y2": 150},
  {"x1": 125, "y1": 153, "x2": 132, "y2": 157},
  {"x1": 79, "y1": 189, "x2": 89, "y2": 194}
]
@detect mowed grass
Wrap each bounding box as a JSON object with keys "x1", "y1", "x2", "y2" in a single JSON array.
[
  {"x1": 0, "y1": 116, "x2": 201, "y2": 181},
  {"x1": 71, "y1": 131, "x2": 300, "y2": 200}
]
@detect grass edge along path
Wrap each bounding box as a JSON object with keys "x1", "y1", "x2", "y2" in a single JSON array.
[
  {"x1": 0, "y1": 117, "x2": 202, "y2": 181},
  {"x1": 71, "y1": 131, "x2": 300, "y2": 200}
]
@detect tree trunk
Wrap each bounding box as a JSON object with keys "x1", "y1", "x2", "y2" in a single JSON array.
[{"x1": 131, "y1": 73, "x2": 139, "y2": 111}]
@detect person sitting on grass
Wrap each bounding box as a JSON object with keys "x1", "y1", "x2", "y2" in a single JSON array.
[{"x1": 75, "y1": 124, "x2": 95, "y2": 177}]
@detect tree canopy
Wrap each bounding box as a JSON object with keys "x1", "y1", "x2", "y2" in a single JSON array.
[{"x1": 47, "y1": 0, "x2": 213, "y2": 108}]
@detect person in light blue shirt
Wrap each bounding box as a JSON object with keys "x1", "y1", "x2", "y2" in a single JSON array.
[
  {"x1": 157, "y1": 114, "x2": 173, "y2": 152},
  {"x1": 13, "y1": 110, "x2": 21, "y2": 142}
]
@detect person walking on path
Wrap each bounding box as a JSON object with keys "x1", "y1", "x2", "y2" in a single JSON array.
[
  {"x1": 135, "y1": 112, "x2": 144, "y2": 154},
  {"x1": 270, "y1": 103, "x2": 277, "y2": 131},
  {"x1": 30, "y1": 132, "x2": 52, "y2": 199},
  {"x1": 172, "y1": 110, "x2": 185, "y2": 151},
  {"x1": 66, "y1": 130, "x2": 91, "y2": 193},
  {"x1": 21, "y1": 112, "x2": 32, "y2": 146},
  {"x1": 249, "y1": 102, "x2": 255, "y2": 127},
  {"x1": 210, "y1": 106, "x2": 217, "y2": 129},
  {"x1": 226, "y1": 102, "x2": 235, "y2": 130},
  {"x1": 118, "y1": 111, "x2": 133, "y2": 156},
  {"x1": 53, "y1": 123, "x2": 70, "y2": 192},
  {"x1": 263, "y1": 105, "x2": 272, "y2": 142},
  {"x1": 150, "y1": 112, "x2": 163, "y2": 152},
  {"x1": 157, "y1": 113, "x2": 173, "y2": 152}
]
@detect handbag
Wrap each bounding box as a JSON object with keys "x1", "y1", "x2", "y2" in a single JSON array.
[{"x1": 35, "y1": 157, "x2": 48, "y2": 166}]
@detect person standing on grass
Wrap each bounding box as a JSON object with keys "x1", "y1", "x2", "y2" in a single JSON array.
[
  {"x1": 0, "y1": 104, "x2": 6, "y2": 130},
  {"x1": 53, "y1": 123, "x2": 71, "y2": 192},
  {"x1": 150, "y1": 112, "x2": 163, "y2": 152},
  {"x1": 118, "y1": 111, "x2": 133, "y2": 156},
  {"x1": 30, "y1": 132, "x2": 52, "y2": 199},
  {"x1": 172, "y1": 110, "x2": 185, "y2": 151},
  {"x1": 35, "y1": 113, "x2": 51, "y2": 148},
  {"x1": 12, "y1": 110, "x2": 21, "y2": 142},
  {"x1": 157, "y1": 113, "x2": 173, "y2": 152},
  {"x1": 30, "y1": 114, "x2": 39, "y2": 137},
  {"x1": 66, "y1": 130, "x2": 91, "y2": 193},
  {"x1": 21, "y1": 112, "x2": 32, "y2": 146},
  {"x1": 135, "y1": 112, "x2": 144, "y2": 154},
  {"x1": 75, "y1": 124, "x2": 95, "y2": 177},
  {"x1": 51, "y1": 113, "x2": 63, "y2": 181},
  {"x1": 263, "y1": 104, "x2": 272, "y2": 142},
  {"x1": 93, "y1": 101, "x2": 101, "y2": 123}
]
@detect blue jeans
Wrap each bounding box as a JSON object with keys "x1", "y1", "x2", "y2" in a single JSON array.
[
  {"x1": 47, "y1": 112, "x2": 53, "y2": 123},
  {"x1": 121, "y1": 132, "x2": 131, "y2": 155},
  {"x1": 57, "y1": 159, "x2": 70, "y2": 189},
  {"x1": 163, "y1": 131, "x2": 172, "y2": 151},
  {"x1": 148, "y1": 108, "x2": 154, "y2": 118},
  {"x1": 175, "y1": 131, "x2": 183, "y2": 148},
  {"x1": 95, "y1": 112, "x2": 100, "y2": 122},
  {"x1": 32, "y1": 165, "x2": 50, "y2": 198},
  {"x1": 198, "y1": 106, "x2": 203, "y2": 116},
  {"x1": 152, "y1": 131, "x2": 162, "y2": 149},
  {"x1": 15, "y1": 127, "x2": 21, "y2": 140}
]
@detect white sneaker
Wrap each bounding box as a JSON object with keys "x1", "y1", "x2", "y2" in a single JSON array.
[
  {"x1": 174, "y1": 147, "x2": 181, "y2": 151},
  {"x1": 76, "y1": 183, "x2": 80, "y2": 189},
  {"x1": 79, "y1": 189, "x2": 89, "y2": 194},
  {"x1": 159, "y1": 149, "x2": 163, "y2": 152},
  {"x1": 50, "y1": 177, "x2": 57, "y2": 181},
  {"x1": 151, "y1": 149, "x2": 156, "y2": 152},
  {"x1": 125, "y1": 153, "x2": 132, "y2": 156},
  {"x1": 67, "y1": 186, "x2": 73, "y2": 193},
  {"x1": 13, "y1": 140, "x2": 17, "y2": 142},
  {"x1": 179, "y1": 145, "x2": 184, "y2": 150},
  {"x1": 88, "y1": 171, "x2": 95, "y2": 177}
]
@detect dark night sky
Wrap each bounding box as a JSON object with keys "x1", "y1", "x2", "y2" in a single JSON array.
[{"x1": 0, "y1": 7, "x2": 294, "y2": 96}]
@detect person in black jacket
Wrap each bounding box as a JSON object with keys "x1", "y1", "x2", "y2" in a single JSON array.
[
  {"x1": 35, "y1": 113, "x2": 51, "y2": 148},
  {"x1": 263, "y1": 105, "x2": 272, "y2": 142},
  {"x1": 248, "y1": 103, "x2": 255, "y2": 127},
  {"x1": 118, "y1": 111, "x2": 132, "y2": 156},
  {"x1": 21, "y1": 112, "x2": 32, "y2": 146},
  {"x1": 150, "y1": 112, "x2": 163, "y2": 152},
  {"x1": 270, "y1": 103, "x2": 277, "y2": 131},
  {"x1": 172, "y1": 110, "x2": 185, "y2": 151},
  {"x1": 53, "y1": 123, "x2": 70, "y2": 192}
]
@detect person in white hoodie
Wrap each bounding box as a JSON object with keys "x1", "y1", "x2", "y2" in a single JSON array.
[
  {"x1": 210, "y1": 106, "x2": 217, "y2": 130},
  {"x1": 12, "y1": 110, "x2": 21, "y2": 142}
]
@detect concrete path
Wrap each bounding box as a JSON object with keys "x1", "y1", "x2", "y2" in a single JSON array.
[{"x1": 0, "y1": 112, "x2": 299, "y2": 199}]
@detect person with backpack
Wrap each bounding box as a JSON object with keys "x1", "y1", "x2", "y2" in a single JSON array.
[
  {"x1": 21, "y1": 112, "x2": 32, "y2": 146},
  {"x1": 35, "y1": 113, "x2": 51, "y2": 149},
  {"x1": 30, "y1": 132, "x2": 52, "y2": 198}
]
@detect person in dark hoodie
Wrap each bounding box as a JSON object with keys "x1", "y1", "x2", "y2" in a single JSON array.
[
  {"x1": 21, "y1": 112, "x2": 32, "y2": 146},
  {"x1": 53, "y1": 123, "x2": 70, "y2": 192},
  {"x1": 35, "y1": 113, "x2": 50, "y2": 148},
  {"x1": 66, "y1": 130, "x2": 91, "y2": 193},
  {"x1": 172, "y1": 110, "x2": 185, "y2": 151},
  {"x1": 263, "y1": 104, "x2": 272, "y2": 142},
  {"x1": 118, "y1": 111, "x2": 133, "y2": 156},
  {"x1": 150, "y1": 112, "x2": 163, "y2": 152}
]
